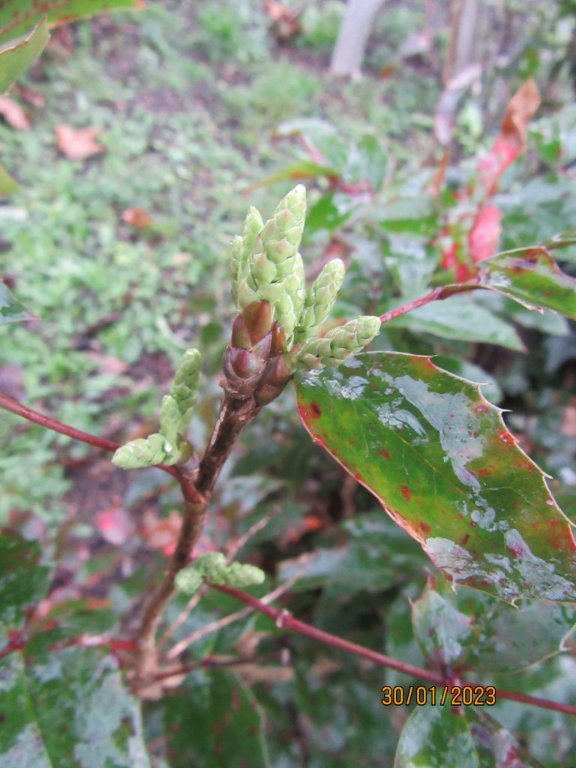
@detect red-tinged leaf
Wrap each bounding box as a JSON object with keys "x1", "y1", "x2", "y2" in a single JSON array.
[
  {"x1": 0, "y1": 95, "x2": 30, "y2": 130},
  {"x1": 13, "y1": 83, "x2": 44, "y2": 108},
  {"x1": 139, "y1": 509, "x2": 180, "y2": 555},
  {"x1": 55, "y1": 124, "x2": 105, "y2": 160},
  {"x1": 121, "y1": 207, "x2": 152, "y2": 229},
  {"x1": 478, "y1": 80, "x2": 540, "y2": 196},
  {"x1": 478, "y1": 246, "x2": 576, "y2": 320},
  {"x1": 478, "y1": 80, "x2": 540, "y2": 195},
  {"x1": 467, "y1": 710, "x2": 544, "y2": 768},
  {"x1": 253, "y1": 160, "x2": 338, "y2": 189},
  {"x1": 0, "y1": 0, "x2": 143, "y2": 44},
  {"x1": 295, "y1": 353, "x2": 576, "y2": 603},
  {"x1": 468, "y1": 205, "x2": 501, "y2": 264},
  {"x1": 95, "y1": 505, "x2": 135, "y2": 546}
]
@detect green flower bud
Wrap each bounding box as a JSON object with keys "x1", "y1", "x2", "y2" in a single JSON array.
[
  {"x1": 242, "y1": 206, "x2": 264, "y2": 259},
  {"x1": 260, "y1": 185, "x2": 306, "y2": 266},
  {"x1": 175, "y1": 566, "x2": 203, "y2": 595},
  {"x1": 193, "y1": 552, "x2": 228, "y2": 582},
  {"x1": 112, "y1": 433, "x2": 172, "y2": 470},
  {"x1": 230, "y1": 235, "x2": 244, "y2": 303},
  {"x1": 159, "y1": 395, "x2": 182, "y2": 447},
  {"x1": 296, "y1": 316, "x2": 381, "y2": 369},
  {"x1": 171, "y1": 349, "x2": 201, "y2": 417},
  {"x1": 294, "y1": 258, "x2": 345, "y2": 343},
  {"x1": 225, "y1": 563, "x2": 265, "y2": 587}
]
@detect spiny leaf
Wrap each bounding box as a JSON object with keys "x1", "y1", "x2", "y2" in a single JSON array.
[
  {"x1": 295, "y1": 352, "x2": 576, "y2": 603},
  {"x1": 478, "y1": 246, "x2": 576, "y2": 320},
  {"x1": 0, "y1": 19, "x2": 49, "y2": 94}
]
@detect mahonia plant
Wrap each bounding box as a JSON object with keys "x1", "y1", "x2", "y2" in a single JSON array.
[
  {"x1": 113, "y1": 185, "x2": 381, "y2": 466},
  {"x1": 175, "y1": 552, "x2": 266, "y2": 595}
]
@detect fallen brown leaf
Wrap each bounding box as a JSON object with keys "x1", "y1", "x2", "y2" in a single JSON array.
[
  {"x1": 56, "y1": 124, "x2": 105, "y2": 160},
  {"x1": 0, "y1": 96, "x2": 31, "y2": 131},
  {"x1": 14, "y1": 84, "x2": 45, "y2": 108},
  {"x1": 122, "y1": 207, "x2": 153, "y2": 229}
]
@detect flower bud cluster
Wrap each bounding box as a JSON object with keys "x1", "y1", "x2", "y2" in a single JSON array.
[
  {"x1": 175, "y1": 552, "x2": 265, "y2": 595},
  {"x1": 228, "y1": 185, "x2": 381, "y2": 388},
  {"x1": 113, "y1": 349, "x2": 201, "y2": 470}
]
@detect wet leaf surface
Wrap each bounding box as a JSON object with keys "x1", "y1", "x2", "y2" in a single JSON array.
[
  {"x1": 0, "y1": 645, "x2": 151, "y2": 767},
  {"x1": 411, "y1": 581, "x2": 576, "y2": 672},
  {"x1": 394, "y1": 704, "x2": 478, "y2": 768},
  {"x1": 478, "y1": 247, "x2": 576, "y2": 320},
  {"x1": 0, "y1": 531, "x2": 50, "y2": 628},
  {"x1": 295, "y1": 353, "x2": 576, "y2": 602},
  {"x1": 154, "y1": 669, "x2": 270, "y2": 768}
]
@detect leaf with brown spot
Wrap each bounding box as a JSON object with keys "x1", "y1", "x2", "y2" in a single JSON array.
[{"x1": 296, "y1": 352, "x2": 576, "y2": 603}]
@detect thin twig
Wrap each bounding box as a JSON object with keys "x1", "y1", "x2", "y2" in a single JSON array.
[
  {"x1": 134, "y1": 394, "x2": 262, "y2": 683},
  {"x1": 215, "y1": 583, "x2": 576, "y2": 718},
  {"x1": 159, "y1": 513, "x2": 274, "y2": 651},
  {"x1": 0, "y1": 393, "x2": 185, "y2": 483},
  {"x1": 166, "y1": 566, "x2": 309, "y2": 661},
  {"x1": 226, "y1": 513, "x2": 273, "y2": 562},
  {"x1": 153, "y1": 652, "x2": 281, "y2": 683},
  {"x1": 379, "y1": 283, "x2": 476, "y2": 325}
]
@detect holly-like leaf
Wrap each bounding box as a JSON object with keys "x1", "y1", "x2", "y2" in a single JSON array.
[
  {"x1": 478, "y1": 247, "x2": 576, "y2": 320},
  {"x1": 412, "y1": 581, "x2": 576, "y2": 673},
  {"x1": 0, "y1": 283, "x2": 32, "y2": 324},
  {"x1": 295, "y1": 353, "x2": 576, "y2": 602},
  {"x1": 0, "y1": 645, "x2": 151, "y2": 766},
  {"x1": 0, "y1": 531, "x2": 51, "y2": 629},
  {"x1": 0, "y1": 19, "x2": 49, "y2": 94},
  {"x1": 394, "y1": 704, "x2": 479, "y2": 768}
]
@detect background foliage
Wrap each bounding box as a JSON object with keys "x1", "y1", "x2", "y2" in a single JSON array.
[{"x1": 1, "y1": 0, "x2": 576, "y2": 765}]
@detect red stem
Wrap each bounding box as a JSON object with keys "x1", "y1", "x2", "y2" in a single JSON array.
[
  {"x1": 0, "y1": 393, "x2": 193, "y2": 488},
  {"x1": 379, "y1": 283, "x2": 478, "y2": 325},
  {"x1": 215, "y1": 583, "x2": 576, "y2": 718}
]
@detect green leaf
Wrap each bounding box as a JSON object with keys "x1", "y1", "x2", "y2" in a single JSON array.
[
  {"x1": 157, "y1": 669, "x2": 270, "y2": 768},
  {"x1": 0, "y1": 0, "x2": 142, "y2": 92},
  {"x1": 412, "y1": 581, "x2": 576, "y2": 672},
  {"x1": 478, "y1": 247, "x2": 576, "y2": 320},
  {"x1": 0, "y1": 283, "x2": 32, "y2": 325},
  {"x1": 0, "y1": 19, "x2": 49, "y2": 94},
  {"x1": 387, "y1": 296, "x2": 525, "y2": 350},
  {"x1": 295, "y1": 353, "x2": 576, "y2": 602},
  {"x1": 0, "y1": 532, "x2": 51, "y2": 628},
  {"x1": 0, "y1": 646, "x2": 151, "y2": 767},
  {"x1": 256, "y1": 160, "x2": 338, "y2": 188},
  {"x1": 0, "y1": 164, "x2": 18, "y2": 195},
  {"x1": 0, "y1": 0, "x2": 142, "y2": 42},
  {"x1": 394, "y1": 704, "x2": 479, "y2": 768}
]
